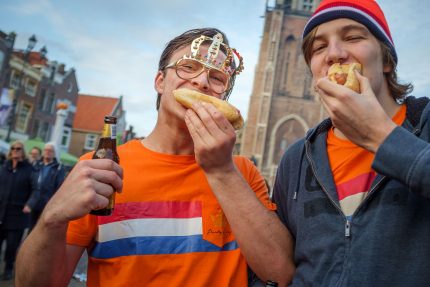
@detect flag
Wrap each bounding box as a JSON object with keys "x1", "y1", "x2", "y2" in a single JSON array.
[
  {"x1": 0, "y1": 88, "x2": 14, "y2": 127},
  {"x1": 90, "y1": 201, "x2": 238, "y2": 259}
]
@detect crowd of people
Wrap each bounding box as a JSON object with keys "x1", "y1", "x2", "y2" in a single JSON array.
[
  {"x1": 0, "y1": 0, "x2": 427, "y2": 286},
  {"x1": 0, "y1": 141, "x2": 65, "y2": 281}
]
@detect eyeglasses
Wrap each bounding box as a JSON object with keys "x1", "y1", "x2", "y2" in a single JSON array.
[
  {"x1": 165, "y1": 58, "x2": 231, "y2": 94},
  {"x1": 11, "y1": 147, "x2": 22, "y2": 151}
]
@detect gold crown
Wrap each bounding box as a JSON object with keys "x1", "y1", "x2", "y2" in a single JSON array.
[{"x1": 186, "y1": 33, "x2": 244, "y2": 76}]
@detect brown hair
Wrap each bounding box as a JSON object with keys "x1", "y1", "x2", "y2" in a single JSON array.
[
  {"x1": 301, "y1": 27, "x2": 413, "y2": 100},
  {"x1": 7, "y1": 140, "x2": 26, "y2": 161},
  {"x1": 156, "y1": 28, "x2": 237, "y2": 110}
]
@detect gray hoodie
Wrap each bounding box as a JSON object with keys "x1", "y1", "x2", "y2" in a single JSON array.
[{"x1": 274, "y1": 96, "x2": 430, "y2": 287}]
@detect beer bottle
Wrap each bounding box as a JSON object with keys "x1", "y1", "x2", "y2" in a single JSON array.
[
  {"x1": 90, "y1": 115, "x2": 120, "y2": 216},
  {"x1": 265, "y1": 280, "x2": 278, "y2": 287}
]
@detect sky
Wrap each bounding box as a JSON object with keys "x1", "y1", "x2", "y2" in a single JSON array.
[{"x1": 0, "y1": 0, "x2": 429, "y2": 137}]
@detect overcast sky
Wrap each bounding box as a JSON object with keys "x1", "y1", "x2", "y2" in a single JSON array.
[{"x1": 1, "y1": 0, "x2": 429, "y2": 137}]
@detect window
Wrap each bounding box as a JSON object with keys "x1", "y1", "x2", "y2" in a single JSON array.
[
  {"x1": 61, "y1": 127, "x2": 71, "y2": 148},
  {"x1": 0, "y1": 51, "x2": 4, "y2": 70},
  {"x1": 25, "y1": 79, "x2": 37, "y2": 97},
  {"x1": 38, "y1": 89, "x2": 46, "y2": 111},
  {"x1": 85, "y1": 134, "x2": 98, "y2": 150},
  {"x1": 39, "y1": 122, "x2": 50, "y2": 142},
  {"x1": 15, "y1": 102, "x2": 33, "y2": 133},
  {"x1": 10, "y1": 72, "x2": 20, "y2": 89},
  {"x1": 67, "y1": 82, "x2": 74, "y2": 93},
  {"x1": 45, "y1": 92, "x2": 55, "y2": 113},
  {"x1": 32, "y1": 119, "x2": 40, "y2": 138},
  {"x1": 268, "y1": 41, "x2": 276, "y2": 61},
  {"x1": 264, "y1": 70, "x2": 273, "y2": 92}
]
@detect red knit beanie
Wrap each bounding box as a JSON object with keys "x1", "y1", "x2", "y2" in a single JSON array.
[{"x1": 302, "y1": 0, "x2": 397, "y2": 63}]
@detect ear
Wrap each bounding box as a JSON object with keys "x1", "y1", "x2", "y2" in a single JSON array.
[
  {"x1": 154, "y1": 71, "x2": 165, "y2": 94},
  {"x1": 383, "y1": 63, "x2": 392, "y2": 73}
]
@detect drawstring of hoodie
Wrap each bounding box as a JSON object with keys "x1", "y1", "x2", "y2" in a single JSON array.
[{"x1": 293, "y1": 143, "x2": 306, "y2": 201}]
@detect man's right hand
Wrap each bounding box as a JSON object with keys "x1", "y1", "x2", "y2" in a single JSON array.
[{"x1": 41, "y1": 159, "x2": 123, "y2": 226}]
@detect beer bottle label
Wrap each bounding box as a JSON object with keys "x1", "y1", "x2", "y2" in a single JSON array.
[
  {"x1": 101, "y1": 124, "x2": 110, "y2": 138},
  {"x1": 111, "y1": 124, "x2": 116, "y2": 139}
]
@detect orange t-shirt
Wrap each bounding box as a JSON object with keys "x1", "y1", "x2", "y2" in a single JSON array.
[
  {"x1": 67, "y1": 139, "x2": 275, "y2": 287},
  {"x1": 327, "y1": 105, "x2": 406, "y2": 218}
]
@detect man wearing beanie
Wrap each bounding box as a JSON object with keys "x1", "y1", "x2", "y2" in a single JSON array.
[{"x1": 273, "y1": 0, "x2": 430, "y2": 286}]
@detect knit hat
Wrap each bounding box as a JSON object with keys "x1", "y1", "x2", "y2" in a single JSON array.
[{"x1": 302, "y1": 0, "x2": 397, "y2": 63}]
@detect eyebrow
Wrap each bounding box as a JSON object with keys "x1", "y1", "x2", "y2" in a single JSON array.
[{"x1": 313, "y1": 24, "x2": 369, "y2": 43}]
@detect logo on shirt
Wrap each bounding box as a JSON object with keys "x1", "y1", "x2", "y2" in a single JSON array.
[{"x1": 210, "y1": 209, "x2": 227, "y2": 228}]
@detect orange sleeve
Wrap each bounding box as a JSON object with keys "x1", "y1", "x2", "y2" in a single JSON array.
[
  {"x1": 67, "y1": 214, "x2": 98, "y2": 247},
  {"x1": 234, "y1": 156, "x2": 276, "y2": 211}
]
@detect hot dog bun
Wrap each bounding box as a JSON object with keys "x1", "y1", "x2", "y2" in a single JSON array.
[
  {"x1": 328, "y1": 63, "x2": 362, "y2": 93},
  {"x1": 173, "y1": 88, "x2": 244, "y2": 130}
]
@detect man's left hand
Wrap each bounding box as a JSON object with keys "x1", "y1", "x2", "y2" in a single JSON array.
[{"x1": 184, "y1": 101, "x2": 236, "y2": 174}]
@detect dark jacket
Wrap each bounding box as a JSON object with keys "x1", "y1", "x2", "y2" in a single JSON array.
[
  {"x1": 0, "y1": 159, "x2": 37, "y2": 229},
  {"x1": 274, "y1": 97, "x2": 430, "y2": 287},
  {"x1": 27, "y1": 158, "x2": 65, "y2": 212}
]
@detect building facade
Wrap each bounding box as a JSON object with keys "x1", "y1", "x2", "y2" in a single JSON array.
[
  {"x1": 5, "y1": 51, "x2": 46, "y2": 141},
  {"x1": 240, "y1": 0, "x2": 324, "y2": 183},
  {"x1": 69, "y1": 94, "x2": 126, "y2": 158},
  {"x1": 0, "y1": 31, "x2": 15, "y2": 93},
  {"x1": 0, "y1": 42, "x2": 79, "y2": 150},
  {"x1": 30, "y1": 60, "x2": 79, "y2": 152}
]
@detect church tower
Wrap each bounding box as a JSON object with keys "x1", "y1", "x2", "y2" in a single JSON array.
[{"x1": 240, "y1": 0, "x2": 324, "y2": 183}]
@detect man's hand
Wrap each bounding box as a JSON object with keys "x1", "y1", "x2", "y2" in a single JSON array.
[
  {"x1": 184, "y1": 101, "x2": 236, "y2": 174},
  {"x1": 316, "y1": 71, "x2": 396, "y2": 152},
  {"x1": 41, "y1": 159, "x2": 123, "y2": 227}
]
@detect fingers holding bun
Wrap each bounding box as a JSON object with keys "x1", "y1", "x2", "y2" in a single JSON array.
[
  {"x1": 328, "y1": 63, "x2": 362, "y2": 93},
  {"x1": 173, "y1": 88, "x2": 244, "y2": 130}
]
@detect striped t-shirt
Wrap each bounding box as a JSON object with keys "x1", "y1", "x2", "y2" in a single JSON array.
[
  {"x1": 327, "y1": 104, "x2": 406, "y2": 219},
  {"x1": 67, "y1": 139, "x2": 275, "y2": 287}
]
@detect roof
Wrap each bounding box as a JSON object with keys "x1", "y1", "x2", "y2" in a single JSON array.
[
  {"x1": 73, "y1": 94, "x2": 120, "y2": 132},
  {"x1": 13, "y1": 51, "x2": 48, "y2": 66}
]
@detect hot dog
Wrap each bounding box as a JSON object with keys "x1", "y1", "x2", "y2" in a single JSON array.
[
  {"x1": 328, "y1": 63, "x2": 362, "y2": 93},
  {"x1": 173, "y1": 88, "x2": 244, "y2": 130}
]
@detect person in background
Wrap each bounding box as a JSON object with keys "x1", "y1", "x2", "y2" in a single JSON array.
[
  {"x1": 0, "y1": 153, "x2": 5, "y2": 166},
  {"x1": 24, "y1": 142, "x2": 65, "y2": 230},
  {"x1": 28, "y1": 146, "x2": 41, "y2": 166},
  {"x1": 0, "y1": 141, "x2": 36, "y2": 281},
  {"x1": 273, "y1": 0, "x2": 430, "y2": 286},
  {"x1": 15, "y1": 28, "x2": 295, "y2": 287}
]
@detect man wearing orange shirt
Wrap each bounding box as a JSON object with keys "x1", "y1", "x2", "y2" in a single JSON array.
[
  {"x1": 273, "y1": 0, "x2": 430, "y2": 286},
  {"x1": 16, "y1": 28, "x2": 295, "y2": 287}
]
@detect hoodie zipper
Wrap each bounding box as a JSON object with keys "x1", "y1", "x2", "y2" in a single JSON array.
[
  {"x1": 305, "y1": 141, "x2": 351, "y2": 237},
  {"x1": 349, "y1": 176, "x2": 386, "y2": 220}
]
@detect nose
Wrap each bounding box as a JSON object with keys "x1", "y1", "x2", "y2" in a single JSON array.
[
  {"x1": 190, "y1": 69, "x2": 210, "y2": 92},
  {"x1": 325, "y1": 40, "x2": 348, "y2": 65}
]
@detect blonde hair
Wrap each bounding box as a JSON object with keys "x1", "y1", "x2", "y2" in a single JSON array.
[{"x1": 7, "y1": 140, "x2": 27, "y2": 161}]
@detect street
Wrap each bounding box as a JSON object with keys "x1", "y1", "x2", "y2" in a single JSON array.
[{"x1": 0, "y1": 240, "x2": 87, "y2": 287}]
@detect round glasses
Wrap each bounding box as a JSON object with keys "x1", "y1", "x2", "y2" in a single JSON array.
[{"x1": 165, "y1": 58, "x2": 231, "y2": 94}]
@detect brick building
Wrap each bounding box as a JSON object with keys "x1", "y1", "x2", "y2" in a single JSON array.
[
  {"x1": 240, "y1": 0, "x2": 325, "y2": 183},
  {"x1": 0, "y1": 31, "x2": 15, "y2": 92},
  {"x1": 0, "y1": 43, "x2": 79, "y2": 150}
]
